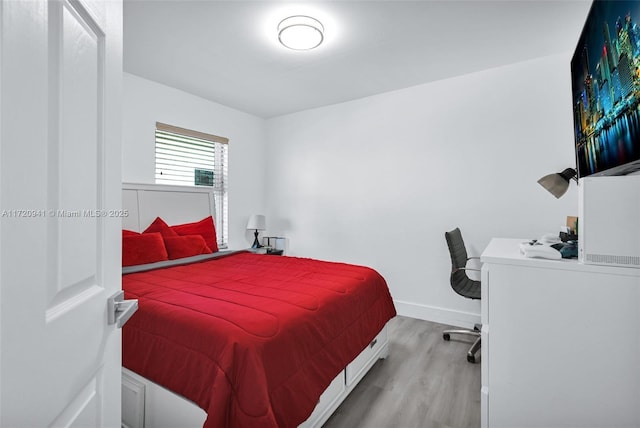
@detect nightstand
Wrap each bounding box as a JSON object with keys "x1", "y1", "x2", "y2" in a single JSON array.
[{"x1": 247, "y1": 247, "x2": 284, "y2": 255}]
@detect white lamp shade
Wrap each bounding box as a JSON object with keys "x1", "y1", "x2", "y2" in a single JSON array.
[{"x1": 247, "y1": 214, "x2": 266, "y2": 230}]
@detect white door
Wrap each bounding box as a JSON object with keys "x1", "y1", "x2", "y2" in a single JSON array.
[{"x1": 0, "y1": 0, "x2": 123, "y2": 426}]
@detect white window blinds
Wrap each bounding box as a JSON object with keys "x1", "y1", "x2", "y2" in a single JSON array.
[{"x1": 155, "y1": 122, "x2": 229, "y2": 248}]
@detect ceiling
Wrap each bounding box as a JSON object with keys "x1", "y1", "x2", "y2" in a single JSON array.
[{"x1": 123, "y1": 0, "x2": 592, "y2": 119}]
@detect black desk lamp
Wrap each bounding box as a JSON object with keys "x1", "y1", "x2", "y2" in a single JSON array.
[{"x1": 537, "y1": 168, "x2": 577, "y2": 198}]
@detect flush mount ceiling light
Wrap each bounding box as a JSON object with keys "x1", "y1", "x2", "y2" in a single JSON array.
[{"x1": 278, "y1": 15, "x2": 324, "y2": 50}]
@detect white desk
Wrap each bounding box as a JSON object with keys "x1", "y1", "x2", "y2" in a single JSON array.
[{"x1": 480, "y1": 238, "x2": 640, "y2": 428}]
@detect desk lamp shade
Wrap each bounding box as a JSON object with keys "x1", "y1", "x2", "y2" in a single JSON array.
[
  {"x1": 537, "y1": 168, "x2": 577, "y2": 199},
  {"x1": 247, "y1": 215, "x2": 266, "y2": 248}
]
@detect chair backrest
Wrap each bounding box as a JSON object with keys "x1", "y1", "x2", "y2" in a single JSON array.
[
  {"x1": 445, "y1": 228, "x2": 481, "y2": 300},
  {"x1": 445, "y1": 227, "x2": 468, "y2": 270}
]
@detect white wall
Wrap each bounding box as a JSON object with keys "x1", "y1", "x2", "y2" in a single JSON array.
[
  {"x1": 264, "y1": 54, "x2": 578, "y2": 327},
  {"x1": 122, "y1": 73, "x2": 266, "y2": 250},
  {"x1": 122, "y1": 54, "x2": 580, "y2": 328}
]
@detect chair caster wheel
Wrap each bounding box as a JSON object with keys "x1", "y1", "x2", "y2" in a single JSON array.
[
  {"x1": 467, "y1": 354, "x2": 476, "y2": 363},
  {"x1": 443, "y1": 333, "x2": 450, "y2": 341}
]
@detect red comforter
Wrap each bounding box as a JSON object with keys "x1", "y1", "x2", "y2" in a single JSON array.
[{"x1": 123, "y1": 252, "x2": 396, "y2": 428}]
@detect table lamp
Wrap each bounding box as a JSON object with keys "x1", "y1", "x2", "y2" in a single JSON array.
[{"x1": 247, "y1": 214, "x2": 266, "y2": 248}]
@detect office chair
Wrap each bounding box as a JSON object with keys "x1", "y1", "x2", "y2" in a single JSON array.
[{"x1": 443, "y1": 228, "x2": 482, "y2": 363}]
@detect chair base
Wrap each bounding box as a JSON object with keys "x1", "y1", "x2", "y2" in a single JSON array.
[{"x1": 443, "y1": 324, "x2": 481, "y2": 363}]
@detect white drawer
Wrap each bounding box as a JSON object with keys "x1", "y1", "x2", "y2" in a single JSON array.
[
  {"x1": 299, "y1": 371, "x2": 345, "y2": 428},
  {"x1": 481, "y1": 386, "x2": 489, "y2": 428},
  {"x1": 345, "y1": 328, "x2": 387, "y2": 386},
  {"x1": 122, "y1": 371, "x2": 145, "y2": 428}
]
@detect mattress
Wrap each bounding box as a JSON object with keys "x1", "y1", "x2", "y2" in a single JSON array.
[{"x1": 122, "y1": 252, "x2": 396, "y2": 428}]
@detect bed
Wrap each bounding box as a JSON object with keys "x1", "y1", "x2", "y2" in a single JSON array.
[{"x1": 120, "y1": 183, "x2": 396, "y2": 428}]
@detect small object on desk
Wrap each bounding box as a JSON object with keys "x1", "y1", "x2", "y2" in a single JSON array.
[
  {"x1": 553, "y1": 241, "x2": 579, "y2": 259},
  {"x1": 538, "y1": 233, "x2": 562, "y2": 245},
  {"x1": 266, "y1": 248, "x2": 284, "y2": 256},
  {"x1": 559, "y1": 231, "x2": 578, "y2": 242},
  {"x1": 519, "y1": 241, "x2": 562, "y2": 259}
]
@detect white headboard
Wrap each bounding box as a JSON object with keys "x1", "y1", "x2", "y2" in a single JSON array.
[{"x1": 122, "y1": 183, "x2": 216, "y2": 232}]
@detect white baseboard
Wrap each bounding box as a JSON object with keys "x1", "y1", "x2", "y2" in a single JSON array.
[{"x1": 394, "y1": 300, "x2": 480, "y2": 329}]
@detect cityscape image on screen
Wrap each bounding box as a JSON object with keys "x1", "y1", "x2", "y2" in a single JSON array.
[{"x1": 571, "y1": 0, "x2": 640, "y2": 178}]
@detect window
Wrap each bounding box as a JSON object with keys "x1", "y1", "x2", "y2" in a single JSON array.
[{"x1": 155, "y1": 122, "x2": 229, "y2": 248}]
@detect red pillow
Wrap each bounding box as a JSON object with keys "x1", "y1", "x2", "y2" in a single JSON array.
[
  {"x1": 164, "y1": 235, "x2": 212, "y2": 260},
  {"x1": 122, "y1": 229, "x2": 139, "y2": 237},
  {"x1": 143, "y1": 217, "x2": 178, "y2": 238},
  {"x1": 122, "y1": 232, "x2": 169, "y2": 267},
  {"x1": 170, "y1": 216, "x2": 219, "y2": 252}
]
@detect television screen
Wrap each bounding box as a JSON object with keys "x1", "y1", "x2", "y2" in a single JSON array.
[{"x1": 571, "y1": 0, "x2": 640, "y2": 178}]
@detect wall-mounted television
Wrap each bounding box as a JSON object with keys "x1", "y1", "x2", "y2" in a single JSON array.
[{"x1": 571, "y1": 0, "x2": 640, "y2": 178}]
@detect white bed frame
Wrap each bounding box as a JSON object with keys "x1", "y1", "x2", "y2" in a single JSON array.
[{"x1": 121, "y1": 183, "x2": 390, "y2": 428}]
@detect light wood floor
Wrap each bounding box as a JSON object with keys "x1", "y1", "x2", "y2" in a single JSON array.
[{"x1": 323, "y1": 316, "x2": 481, "y2": 428}]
